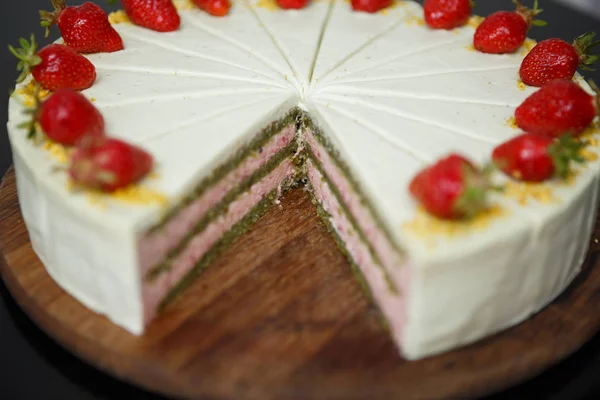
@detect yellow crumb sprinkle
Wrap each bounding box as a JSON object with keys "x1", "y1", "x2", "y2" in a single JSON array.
[
  {"x1": 68, "y1": 181, "x2": 169, "y2": 208},
  {"x1": 257, "y1": 0, "x2": 278, "y2": 10},
  {"x1": 42, "y1": 139, "x2": 72, "y2": 165},
  {"x1": 403, "y1": 204, "x2": 505, "y2": 239},
  {"x1": 464, "y1": 44, "x2": 476, "y2": 52},
  {"x1": 503, "y1": 181, "x2": 556, "y2": 205},
  {"x1": 580, "y1": 120, "x2": 600, "y2": 143},
  {"x1": 580, "y1": 149, "x2": 599, "y2": 162},
  {"x1": 108, "y1": 10, "x2": 131, "y2": 24},
  {"x1": 15, "y1": 80, "x2": 51, "y2": 108},
  {"x1": 519, "y1": 38, "x2": 537, "y2": 56},
  {"x1": 379, "y1": 1, "x2": 400, "y2": 15},
  {"x1": 504, "y1": 116, "x2": 518, "y2": 129},
  {"x1": 111, "y1": 185, "x2": 169, "y2": 207},
  {"x1": 405, "y1": 15, "x2": 425, "y2": 26},
  {"x1": 173, "y1": 0, "x2": 195, "y2": 10},
  {"x1": 90, "y1": 97, "x2": 97, "y2": 103},
  {"x1": 467, "y1": 15, "x2": 485, "y2": 29},
  {"x1": 517, "y1": 80, "x2": 527, "y2": 91}
]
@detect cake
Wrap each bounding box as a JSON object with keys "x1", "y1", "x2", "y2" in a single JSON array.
[{"x1": 6, "y1": 0, "x2": 600, "y2": 361}]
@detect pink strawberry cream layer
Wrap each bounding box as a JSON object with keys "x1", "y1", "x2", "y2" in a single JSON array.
[
  {"x1": 138, "y1": 124, "x2": 297, "y2": 275},
  {"x1": 307, "y1": 159, "x2": 410, "y2": 346},
  {"x1": 305, "y1": 130, "x2": 406, "y2": 282},
  {"x1": 143, "y1": 158, "x2": 296, "y2": 323}
]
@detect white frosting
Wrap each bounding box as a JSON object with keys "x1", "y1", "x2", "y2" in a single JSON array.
[{"x1": 6, "y1": 0, "x2": 600, "y2": 359}]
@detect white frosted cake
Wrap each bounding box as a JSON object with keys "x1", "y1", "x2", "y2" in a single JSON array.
[{"x1": 6, "y1": 0, "x2": 600, "y2": 360}]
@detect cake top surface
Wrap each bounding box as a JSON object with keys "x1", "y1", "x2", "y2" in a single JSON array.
[{"x1": 7, "y1": 0, "x2": 600, "y2": 260}]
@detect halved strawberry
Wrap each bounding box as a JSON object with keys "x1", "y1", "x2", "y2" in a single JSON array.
[
  {"x1": 515, "y1": 79, "x2": 599, "y2": 138},
  {"x1": 520, "y1": 32, "x2": 600, "y2": 87},
  {"x1": 192, "y1": 0, "x2": 232, "y2": 16},
  {"x1": 351, "y1": 0, "x2": 391, "y2": 13},
  {"x1": 69, "y1": 137, "x2": 154, "y2": 192},
  {"x1": 492, "y1": 132, "x2": 585, "y2": 182},
  {"x1": 474, "y1": 0, "x2": 546, "y2": 54},
  {"x1": 9, "y1": 34, "x2": 96, "y2": 91},
  {"x1": 409, "y1": 153, "x2": 492, "y2": 220},
  {"x1": 424, "y1": 0, "x2": 473, "y2": 30},
  {"x1": 40, "y1": 0, "x2": 124, "y2": 54}
]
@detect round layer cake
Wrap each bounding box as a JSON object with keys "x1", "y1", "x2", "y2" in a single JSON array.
[{"x1": 6, "y1": 0, "x2": 600, "y2": 360}]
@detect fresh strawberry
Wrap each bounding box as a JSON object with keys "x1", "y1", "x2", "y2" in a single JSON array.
[
  {"x1": 423, "y1": 0, "x2": 473, "y2": 30},
  {"x1": 515, "y1": 79, "x2": 599, "y2": 137},
  {"x1": 40, "y1": 0, "x2": 124, "y2": 54},
  {"x1": 409, "y1": 154, "x2": 492, "y2": 220},
  {"x1": 69, "y1": 137, "x2": 154, "y2": 192},
  {"x1": 351, "y1": 0, "x2": 392, "y2": 13},
  {"x1": 118, "y1": 0, "x2": 180, "y2": 32},
  {"x1": 474, "y1": 0, "x2": 546, "y2": 54},
  {"x1": 9, "y1": 34, "x2": 96, "y2": 91},
  {"x1": 492, "y1": 133, "x2": 585, "y2": 182},
  {"x1": 192, "y1": 0, "x2": 231, "y2": 16},
  {"x1": 519, "y1": 32, "x2": 600, "y2": 87},
  {"x1": 38, "y1": 89, "x2": 105, "y2": 146},
  {"x1": 276, "y1": 0, "x2": 310, "y2": 10}
]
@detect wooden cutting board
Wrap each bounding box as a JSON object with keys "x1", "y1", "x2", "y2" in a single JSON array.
[{"x1": 2, "y1": 166, "x2": 600, "y2": 400}]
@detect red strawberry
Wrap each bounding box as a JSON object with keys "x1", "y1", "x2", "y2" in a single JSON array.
[
  {"x1": 519, "y1": 32, "x2": 600, "y2": 87},
  {"x1": 492, "y1": 133, "x2": 585, "y2": 182},
  {"x1": 276, "y1": 0, "x2": 310, "y2": 10},
  {"x1": 37, "y1": 89, "x2": 105, "y2": 146},
  {"x1": 515, "y1": 79, "x2": 599, "y2": 138},
  {"x1": 351, "y1": 0, "x2": 392, "y2": 13},
  {"x1": 192, "y1": 0, "x2": 231, "y2": 16},
  {"x1": 409, "y1": 154, "x2": 492, "y2": 220},
  {"x1": 40, "y1": 0, "x2": 124, "y2": 54},
  {"x1": 474, "y1": 0, "x2": 546, "y2": 54},
  {"x1": 423, "y1": 0, "x2": 473, "y2": 30},
  {"x1": 120, "y1": 0, "x2": 181, "y2": 32},
  {"x1": 69, "y1": 137, "x2": 154, "y2": 192},
  {"x1": 9, "y1": 34, "x2": 96, "y2": 91}
]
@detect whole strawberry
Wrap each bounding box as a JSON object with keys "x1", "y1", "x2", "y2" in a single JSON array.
[
  {"x1": 423, "y1": 0, "x2": 473, "y2": 30},
  {"x1": 120, "y1": 0, "x2": 181, "y2": 32},
  {"x1": 351, "y1": 0, "x2": 392, "y2": 13},
  {"x1": 520, "y1": 32, "x2": 600, "y2": 87},
  {"x1": 474, "y1": 0, "x2": 546, "y2": 54},
  {"x1": 492, "y1": 133, "x2": 585, "y2": 182},
  {"x1": 69, "y1": 137, "x2": 154, "y2": 192},
  {"x1": 409, "y1": 154, "x2": 491, "y2": 220},
  {"x1": 9, "y1": 34, "x2": 96, "y2": 91},
  {"x1": 515, "y1": 79, "x2": 599, "y2": 137},
  {"x1": 40, "y1": 0, "x2": 124, "y2": 54},
  {"x1": 276, "y1": 0, "x2": 310, "y2": 9},
  {"x1": 193, "y1": 0, "x2": 231, "y2": 16},
  {"x1": 37, "y1": 89, "x2": 105, "y2": 146}
]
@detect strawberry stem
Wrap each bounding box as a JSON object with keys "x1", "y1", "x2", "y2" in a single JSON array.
[
  {"x1": 8, "y1": 34, "x2": 42, "y2": 84},
  {"x1": 590, "y1": 79, "x2": 600, "y2": 116},
  {"x1": 547, "y1": 134, "x2": 586, "y2": 179},
  {"x1": 454, "y1": 164, "x2": 492, "y2": 219},
  {"x1": 573, "y1": 32, "x2": 600, "y2": 71},
  {"x1": 16, "y1": 82, "x2": 43, "y2": 140},
  {"x1": 39, "y1": 0, "x2": 67, "y2": 38},
  {"x1": 514, "y1": 0, "x2": 547, "y2": 28}
]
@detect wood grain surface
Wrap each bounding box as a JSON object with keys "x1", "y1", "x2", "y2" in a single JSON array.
[{"x1": 2, "y1": 167, "x2": 600, "y2": 400}]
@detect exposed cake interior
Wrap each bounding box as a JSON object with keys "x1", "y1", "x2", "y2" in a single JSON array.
[{"x1": 137, "y1": 109, "x2": 410, "y2": 338}]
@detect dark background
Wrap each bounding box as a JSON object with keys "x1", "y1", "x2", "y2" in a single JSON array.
[{"x1": 1, "y1": 1, "x2": 600, "y2": 399}]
